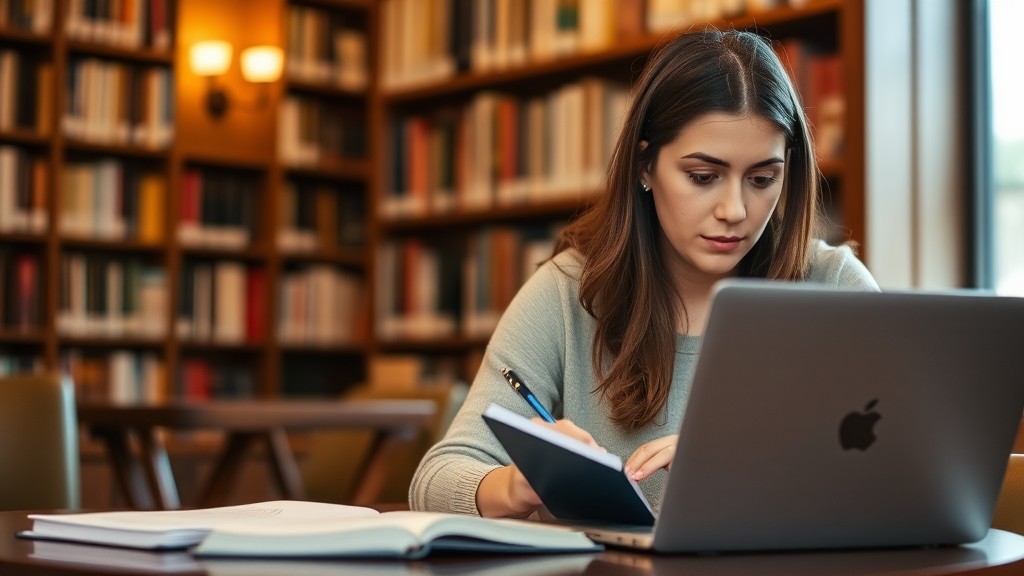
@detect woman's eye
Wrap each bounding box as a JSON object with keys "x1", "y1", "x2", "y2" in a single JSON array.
[
  {"x1": 749, "y1": 175, "x2": 779, "y2": 189},
  {"x1": 687, "y1": 172, "x2": 717, "y2": 186}
]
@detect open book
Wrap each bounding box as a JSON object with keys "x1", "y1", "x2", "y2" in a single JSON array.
[
  {"x1": 20, "y1": 500, "x2": 600, "y2": 559},
  {"x1": 482, "y1": 403, "x2": 656, "y2": 526}
]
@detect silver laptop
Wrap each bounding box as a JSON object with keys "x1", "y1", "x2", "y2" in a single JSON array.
[{"x1": 582, "y1": 280, "x2": 1024, "y2": 552}]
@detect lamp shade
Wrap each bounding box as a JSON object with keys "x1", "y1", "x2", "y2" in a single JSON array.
[
  {"x1": 240, "y1": 46, "x2": 283, "y2": 83},
  {"x1": 190, "y1": 41, "x2": 232, "y2": 77}
]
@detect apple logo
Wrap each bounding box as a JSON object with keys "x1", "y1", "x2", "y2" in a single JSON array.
[{"x1": 839, "y1": 399, "x2": 881, "y2": 451}]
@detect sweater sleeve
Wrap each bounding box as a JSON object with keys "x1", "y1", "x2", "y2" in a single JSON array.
[
  {"x1": 408, "y1": 258, "x2": 571, "y2": 515},
  {"x1": 808, "y1": 240, "x2": 880, "y2": 291}
]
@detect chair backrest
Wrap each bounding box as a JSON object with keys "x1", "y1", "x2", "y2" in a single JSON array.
[
  {"x1": 0, "y1": 373, "x2": 81, "y2": 510},
  {"x1": 992, "y1": 454, "x2": 1024, "y2": 535},
  {"x1": 301, "y1": 382, "x2": 467, "y2": 505}
]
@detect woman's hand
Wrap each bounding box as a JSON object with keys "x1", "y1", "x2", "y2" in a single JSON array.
[
  {"x1": 476, "y1": 418, "x2": 603, "y2": 518},
  {"x1": 624, "y1": 435, "x2": 678, "y2": 481}
]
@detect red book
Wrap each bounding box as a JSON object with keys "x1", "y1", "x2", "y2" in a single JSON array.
[
  {"x1": 16, "y1": 254, "x2": 38, "y2": 330},
  {"x1": 245, "y1": 267, "x2": 267, "y2": 342}
]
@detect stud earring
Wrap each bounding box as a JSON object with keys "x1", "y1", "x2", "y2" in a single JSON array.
[{"x1": 640, "y1": 180, "x2": 651, "y2": 192}]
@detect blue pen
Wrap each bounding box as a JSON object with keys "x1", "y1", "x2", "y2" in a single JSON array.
[{"x1": 502, "y1": 368, "x2": 557, "y2": 423}]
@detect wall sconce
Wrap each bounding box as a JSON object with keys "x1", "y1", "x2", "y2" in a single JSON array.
[{"x1": 189, "y1": 41, "x2": 283, "y2": 119}]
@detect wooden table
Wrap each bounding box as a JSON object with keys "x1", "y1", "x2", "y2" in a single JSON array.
[
  {"x1": 77, "y1": 400, "x2": 437, "y2": 510},
  {"x1": 3, "y1": 510, "x2": 1024, "y2": 575}
]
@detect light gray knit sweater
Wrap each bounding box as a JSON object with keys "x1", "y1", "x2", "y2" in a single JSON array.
[{"x1": 409, "y1": 240, "x2": 879, "y2": 515}]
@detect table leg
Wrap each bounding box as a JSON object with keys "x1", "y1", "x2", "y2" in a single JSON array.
[
  {"x1": 351, "y1": 427, "x2": 418, "y2": 507},
  {"x1": 136, "y1": 430, "x2": 181, "y2": 510},
  {"x1": 264, "y1": 428, "x2": 307, "y2": 500},
  {"x1": 90, "y1": 427, "x2": 153, "y2": 510},
  {"x1": 199, "y1": 432, "x2": 258, "y2": 507}
]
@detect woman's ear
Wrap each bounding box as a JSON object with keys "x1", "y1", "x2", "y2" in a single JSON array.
[{"x1": 638, "y1": 140, "x2": 651, "y2": 187}]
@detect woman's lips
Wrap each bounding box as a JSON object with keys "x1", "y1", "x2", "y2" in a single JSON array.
[{"x1": 702, "y1": 236, "x2": 744, "y2": 252}]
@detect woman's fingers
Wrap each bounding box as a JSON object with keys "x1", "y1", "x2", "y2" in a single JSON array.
[{"x1": 624, "y1": 435, "x2": 679, "y2": 481}]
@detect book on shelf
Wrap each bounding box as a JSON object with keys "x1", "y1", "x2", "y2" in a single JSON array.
[
  {"x1": 57, "y1": 254, "x2": 168, "y2": 338},
  {"x1": 63, "y1": 59, "x2": 174, "y2": 149},
  {"x1": 278, "y1": 265, "x2": 363, "y2": 346},
  {"x1": 0, "y1": 50, "x2": 53, "y2": 134},
  {"x1": 285, "y1": 4, "x2": 368, "y2": 90},
  {"x1": 482, "y1": 403, "x2": 657, "y2": 527},
  {"x1": 278, "y1": 181, "x2": 367, "y2": 253},
  {"x1": 0, "y1": 248, "x2": 40, "y2": 330},
  {"x1": 774, "y1": 38, "x2": 844, "y2": 163},
  {"x1": 0, "y1": 145, "x2": 48, "y2": 234},
  {"x1": 60, "y1": 159, "x2": 165, "y2": 242},
  {"x1": 178, "y1": 167, "x2": 260, "y2": 249},
  {"x1": 278, "y1": 96, "x2": 366, "y2": 168},
  {"x1": 177, "y1": 261, "x2": 266, "y2": 344},
  {"x1": 20, "y1": 499, "x2": 600, "y2": 558},
  {"x1": 62, "y1": 349, "x2": 165, "y2": 404},
  {"x1": 178, "y1": 358, "x2": 255, "y2": 401},
  {"x1": 0, "y1": 0, "x2": 54, "y2": 34},
  {"x1": 64, "y1": 0, "x2": 173, "y2": 51},
  {"x1": 0, "y1": 353, "x2": 43, "y2": 377},
  {"x1": 381, "y1": 79, "x2": 628, "y2": 219}
]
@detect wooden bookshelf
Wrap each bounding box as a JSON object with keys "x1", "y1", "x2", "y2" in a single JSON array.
[
  {"x1": 370, "y1": 0, "x2": 867, "y2": 382},
  {"x1": 2, "y1": 0, "x2": 870, "y2": 398}
]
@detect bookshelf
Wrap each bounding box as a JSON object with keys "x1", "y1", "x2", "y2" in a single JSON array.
[
  {"x1": 1, "y1": 0, "x2": 864, "y2": 397},
  {"x1": 370, "y1": 0, "x2": 866, "y2": 383}
]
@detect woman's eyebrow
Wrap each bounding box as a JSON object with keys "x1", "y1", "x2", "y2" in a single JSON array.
[{"x1": 680, "y1": 152, "x2": 785, "y2": 169}]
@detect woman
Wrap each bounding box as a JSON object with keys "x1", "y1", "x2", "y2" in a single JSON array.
[{"x1": 410, "y1": 29, "x2": 878, "y2": 518}]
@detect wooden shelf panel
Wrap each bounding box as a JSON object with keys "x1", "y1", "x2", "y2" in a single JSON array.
[
  {"x1": 377, "y1": 336, "x2": 490, "y2": 353},
  {"x1": 178, "y1": 341, "x2": 267, "y2": 353},
  {"x1": 0, "y1": 232, "x2": 47, "y2": 244},
  {"x1": 284, "y1": 159, "x2": 370, "y2": 181},
  {"x1": 183, "y1": 155, "x2": 272, "y2": 172},
  {"x1": 0, "y1": 27, "x2": 52, "y2": 46},
  {"x1": 380, "y1": 196, "x2": 596, "y2": 233},
  {"x1": 60, "y1": 237, "x2": 166, "y2": 253},
  {"x1": 0, "y1": 129, "x2": 50, "y2": 146},
  {"x1": 382, "y1": 0, "x2": 841, "y2": 103},
  {"x1": 0, "y1": 330, "x2": 47, "y2": 344},
  {"x1": 286, "y1": 79, "x2": 368, "y2": 100},
  {"x1": 179, "y1": 245, "x2": 269, "y2": 262},
  {"x1": 65, "y1": 40, "x2": 173, "y2": 64},
  {"x1": 64, "y1": 139, "x2": 171, "y2": 159},
  {"x1": 289, "y1": 0, "x2": 370, "y2": 10},
  {"x1": 278, "y1": 342, "x2": 369, "y2": 354},
  {"x1": 278, "y1": 248, "x2": 366, "y2": 267},
  {"x1": 59, "y1": 335, "x2": 166, "y2": 348}
]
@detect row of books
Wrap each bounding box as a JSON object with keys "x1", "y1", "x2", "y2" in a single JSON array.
[
  {"x1": 0, "y1": 0, "x2": 53, "y2": 33},
  {"x1": 0, "y1": 146, "x2": 47, "y2": 234},
  {"x1": 178, "y1": 358, "x2": 256, "y2": 401},
  {"x1": 62, "y1": 349, "x2": 164, "y2": 404},
  {"x1": 178, "y1": 167, "x2": 261, "y2": 250},
  {"x1": 0, "y1": 51, "x2": 53, "y2": 133},
  {"x1": 56, "y1": 254, "x2": 167, "y2": 338},
  {"x1": 60, "y1": 160, "x2": 165, "y2": 242},
  {"x1": 63, "y1": 59, "x2": 174, "y2": 150},
  {"x1": 278, "y1": 95, "x2": 366, "y2": 168},
  {"x1": 176, "y1": 261, "x2": 267, "y2": 344},
  {"x1": 375, "y1": 225, "x2": 557, "y2": 341},
  {"x1": 380, "y1": 0, "x2": 626, "y2": 88},
  {"x1": 65, "y1": 0, "x2": 173, "y2": 51},
  {"x1": 0, "y1": 353, "x2": 42, "y2": 377},
  {"x1": 381, "y1": 78, "x2": 628, "y2": 219},
  {"x1": 277, "y1": 181, "x2": 366, "y2": 252},
  {"x1": 774, "y1": 39, "x2": 844, "y2": 163},
  {"x1": 379, "y1": 0, "x2": 803, "y2": 89},
  {"x1": 279, "y1": 265, "x2": 363, "y2": 346},
  {"x1": 286, "y1": 4, "x2": 368, "y2": 90},
  {"x1": 0, "y1": 249, "x2": 40, "y2": 330}
]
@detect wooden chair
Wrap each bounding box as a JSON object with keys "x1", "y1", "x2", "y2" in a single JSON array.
[
  {"x1": 300, "y1": 382, "x2": 467, "y2": 507},
  {"x1": 0, "y1": 373, "x2": 80, "y2": 510},
  {"x1": 993, "y1": 454, "x2": 1024, "y2": 535}
]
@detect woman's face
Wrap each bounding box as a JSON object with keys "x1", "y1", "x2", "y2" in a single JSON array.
[{"x1": 642, "y1": 112, "x2": 787, "y2": 286}]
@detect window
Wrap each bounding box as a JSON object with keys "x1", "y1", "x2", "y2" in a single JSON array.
[{"x1": 985, "y1": 0, "x2": 1024, "y2": 295}]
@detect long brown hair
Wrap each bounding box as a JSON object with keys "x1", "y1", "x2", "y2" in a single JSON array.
[{"x1": 555, "y1": 29, "x2": 820, "y2": 432}]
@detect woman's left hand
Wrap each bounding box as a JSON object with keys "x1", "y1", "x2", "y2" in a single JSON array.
[{"x1": 624, "y1": 435, "x2": 678, "y2": 481}]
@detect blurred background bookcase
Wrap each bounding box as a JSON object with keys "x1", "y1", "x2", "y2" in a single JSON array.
[
  {"x1": 370, "y1": 0, "x2": 864, "y2": 385},
  {"x1": 1, "y1": 0, "x2": 864, "y2": 400}
]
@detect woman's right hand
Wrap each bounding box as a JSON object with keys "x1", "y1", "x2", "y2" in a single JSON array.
[{"x1": 476, "y1": 418, "x2": 602, "y2": 518}]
